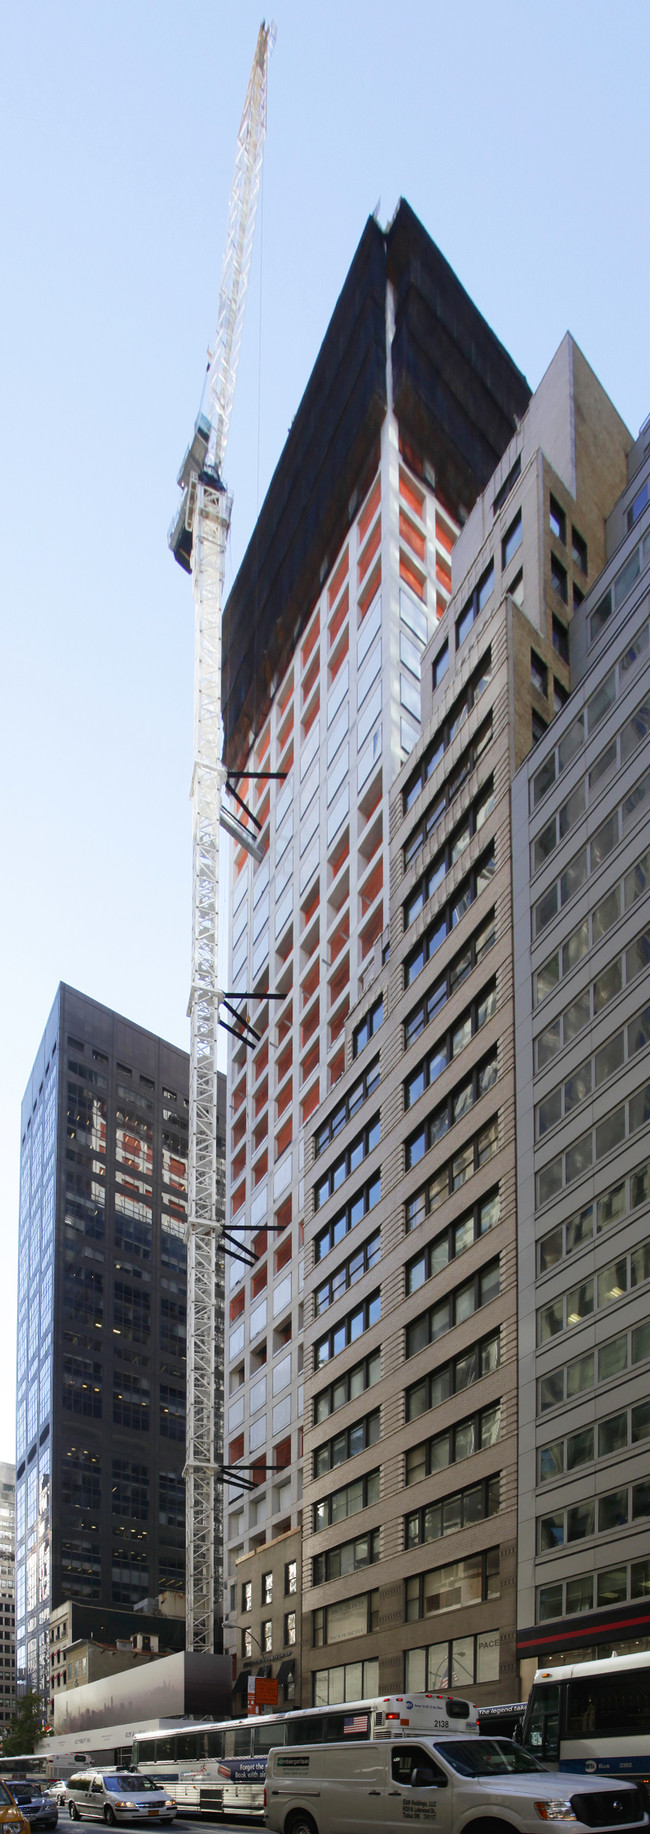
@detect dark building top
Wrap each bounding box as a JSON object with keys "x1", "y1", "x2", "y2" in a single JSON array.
[{"x1": 222, "y1": 198, "x2": 531, "y2": 768}]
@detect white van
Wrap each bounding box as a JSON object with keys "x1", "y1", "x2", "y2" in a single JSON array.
[
  {"x1": 265, "y1": 1735, "x2": 648, "y2": 1834},
  {"x1": 66, "y1": 1772, "x2": 176, "y2": 1827}
]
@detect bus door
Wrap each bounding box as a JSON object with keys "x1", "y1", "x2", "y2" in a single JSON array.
[{"x1": 523, "y1": 1684, "x2": 560, "y2": 1767}]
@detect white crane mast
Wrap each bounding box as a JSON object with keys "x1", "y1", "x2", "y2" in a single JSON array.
[{"x1": 178, "y1": 20, "x2": 273, "y2": 1656}]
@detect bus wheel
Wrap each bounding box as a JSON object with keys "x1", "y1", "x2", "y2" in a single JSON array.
[
  {"x1": 287, "y1": 1814, "x2": 317, "y2": 1834},
  {"x1": 104, "y1": 1810, "x2": 116, "y2": 1828}
]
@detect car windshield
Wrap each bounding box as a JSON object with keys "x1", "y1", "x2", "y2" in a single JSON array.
[
  {"x1": 7, "y1": 1789, "x2": 38, "y2": 1804},
  {"x1": 104, "y1": 1777, "x2": 159, "y2": 1794},
  {"x1": 435, "y1": 1739, "x2": 545, "y2": 1776}
]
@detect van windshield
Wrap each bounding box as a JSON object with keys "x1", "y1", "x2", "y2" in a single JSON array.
[
  {"x1": 434, "y1": 1740, "x2": 545, "y2": 1776},
  {"x1": 104, "y1": 1777, "x2": 159, "y2": 1794}
]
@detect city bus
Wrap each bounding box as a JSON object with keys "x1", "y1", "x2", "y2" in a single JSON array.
[
  {"x1": 519, "y1": 1651, "x2": 650, "y2": 1795},
  {"x1": 131, "y1": 1693, "x2": 479, "y2": 1817}
]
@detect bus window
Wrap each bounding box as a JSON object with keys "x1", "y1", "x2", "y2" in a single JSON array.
[
  {"x1": 287, "y1": 1718, "x2": 325, "y2": 1744},
  {"x1": 567, "y1": 1674, "x2": 650, "y2": 1739},
  {"x1": 525, "y1": 1685, "x2": 559, "y2": 1763},
  {"x1": 204, "y1": 1731, "x2": 224, "y2": 1760},
  {"x1": 233, "y1": 1729, "x2": 252, "y2": 1757},
  {"x1": 253, "y1": 1723, "x2": 286, "y2": 1755},
  {"x1": 176, "y1": 1734, "x2": 199, "y2": 1762},
  {"x1": 153, "y1": 1738, "x2": 176, "y2": 1763}
]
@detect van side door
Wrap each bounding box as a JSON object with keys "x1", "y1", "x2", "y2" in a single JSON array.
[
  {"x1": 385, "y1": 1743, "x2": 452, "y2": 1834},
  {"x1": 89, "y1": 1783, "x2": 104, "y2": 1820}
]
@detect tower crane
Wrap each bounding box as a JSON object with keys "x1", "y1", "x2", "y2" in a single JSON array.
[{"x1": 169, "y1": 20, "x2": 274, "y2": 1655}]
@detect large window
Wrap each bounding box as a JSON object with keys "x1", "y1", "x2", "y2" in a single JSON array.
[
  {"x1": 112, "y1": 1459, "x2": 149, "y2": 1521},
  {"x1": 406, "y1": 1402, "x2": 501, "y2": 1487},
  {"x1": 314, "y1": 1116, "x2": 381, "y2": 1210},
  {"x1": 113, "y1": 1371, "x2": 150, "y2": 1431},
  {"x1": 314, "y1": 1348, "x2": 381, "y2": 1425},
  {"x1": 405, "y1": 1548, "x2": 499, "y2": 1620},
  {"x1": 313, "y1": 1591, "x2": 378, "y2": 1647},
  {"x1": 314, "y1": 1408, "x2": 380, "y2": 1478},
  {"x1": 405, "y1": 1050, "x2": 498, "y2": 1170},
  {"x1": 406, "y1": 1630, "x2": 499, "y2": 1690},
  {"x1": 406, "y1": 1190, "x2": 500, "y2": 1287},
  {"x1": 313, "y1": 1468, "x2": 380, "y2": 1531},
  {"x1": 406, "y1": 1260, "x2": 500, "y2": 1359},
  {"x1": 405, "y1": 981, "x2": 497, "y2": 1111},
  {"x1": 537, "y1": 1239, "x2": 650, "y2": 1344},
  {"x1": 406, "y1": 1328, "x2": 500, "y2": 1424},
  {"x1": 312, "y1": 1528, "x2": 380, "y2": 1586},
  {"x1": 406, "y1": 1474, "x2": 500, "y2": 1550},
  {"x1": 314, "y1": 1290, "x2": 381, "y2": 1370}
]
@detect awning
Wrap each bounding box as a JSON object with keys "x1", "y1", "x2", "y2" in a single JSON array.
[
  {"x1": 232, "y1": 1671, "x2": 249, "y2": 1699},
  {"x1": 277, "y1": 1659, "x2": 295, "y2": 1684}
]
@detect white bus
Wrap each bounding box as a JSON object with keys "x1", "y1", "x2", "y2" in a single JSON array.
[
  {"x1": 131, "y1": 1693, "x2": 479, "y2": 1817},
  {"x1": 519, "y1": 1651, "x2": 650, "y2": 1797}
]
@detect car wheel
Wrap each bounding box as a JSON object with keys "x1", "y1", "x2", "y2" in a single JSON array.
[
  {"x1": 104, "y1": 1810, "x2": 116, "y2": 1829},
  {"x1": 68, "y1": 1808, "x2": 78, "y2": 1823}
]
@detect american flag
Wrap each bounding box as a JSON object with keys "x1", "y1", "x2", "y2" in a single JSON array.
[{"x1": 343, "y1": 1716, "x2": 368, "y2": 1735}]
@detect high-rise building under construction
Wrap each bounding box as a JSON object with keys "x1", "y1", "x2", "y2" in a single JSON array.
[{"x1": 221, "y1": 201, "x2": 632, "y2": 1707}]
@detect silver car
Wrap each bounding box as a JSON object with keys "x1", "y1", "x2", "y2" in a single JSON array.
[{"x1": 67, "y1": 1774, "x2": 175, "y2": 1828}]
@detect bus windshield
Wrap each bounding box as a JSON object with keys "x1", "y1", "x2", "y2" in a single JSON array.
[
  {"x1": 436, "y1": 1740, "x2": 545, "y2": 1776},
  {"x1": 566, "y1": 1674, "x2": 650, "y2": 1740}
]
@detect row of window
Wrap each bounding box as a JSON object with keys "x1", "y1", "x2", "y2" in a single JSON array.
[
  {"x1": 242, "y1": 1612, "x2": 296, "y2": 1657},
  {"x1": 314, "y1": 1230, "x2": 380, "y2": 1317},
  {"x1": 314, "y1": 1171, "x2": 381, "y2": 1264},
  {"x1": 313, "y1": 1467, "x2": 379, "y2": 1531},
  {"x1": 313, "y1": 1059, "x2": 380, "y2": 1158},
  {"x1": 406, "y1": 1190, "x2": 500, "y2": 1291},
  {"x1": 538, "y1": 1555, "x2": 650, "y2": 1626},
  {"x1": 535, "y1": 922, "x2": 650, "y2": 1071},
  {"x1": 60, "y1": 1457, "x2": 183, "y2": 1522},
  {"x1": 590, "y1": 526, "x2": 650, "y2": 645},
  {"x1": 313, "y1": 1588, "x2": 377, "y2": 1647},
  {"x1": 535, "y1": 996, "x2": 650, "y2": 1142},
  {"x1": 404, "y1": 854, "x2": 496, "y2": 991},
  {"x1": 536, "y1": 1074, "x2": 650, "y2": 1209},
  {"x1": 534, "y1": 844, "x2": 650, "y2": 1008},
  {"x1": 314, "y1": 1348, "x2": 381, "y2": 1426},
  {"x1": 313, "y1": 1116, "x2": 380, "y2": 1210},
  {"x1": 405, "y1": 1473, "x2": 500, "y2": 1550},
  {"x1": 533, "y1": 763, "x2": 650, "y2": 940},
  {"x1": 537, "y1": 1155, "x2": 650, "y2": 1277},
  {"x1": 314, "y1": 1289, "x2": 381, "y2": 1370},
  {"x1": 241, "y1": 1560, "x2": 297, "y2": 1613},
  {"x1": 313, "y1": 1527, "x2": 380, "y2": 1587},
  {"x1": 314, "y1": 1407, "x2": 380, "y2": 1477},
  {"x1": 61, "y1": 1367, "x2": 185, "y2": 1433},
  {"x1": 406, "y1": 1257, "x2": 500, "y2": 1360},
  {"x1": 406, "y1": 1049, "x2": 498, "y2": 1170},
  {"x1": 406, "y1": 1627, "x2": 500, "y2": 1691},
  {"x1": 539, "y1": 1398, "x2": 650, "y2": 1486},
  {"x1": 405, "y1": 1547, "x2": 499, "y2": 1621},
  {"x1": 404, "y1": 717, "x2": 492, "y2": 869},
  {"x1": 406, "y1": 1328, "x2": 500, "y2": 1425},
  {"x1": 404, "y1": 786, "x2": 495, "y2": 931},
  {"x1": 403, "y1": 649, "x2": 492, "y2": 814},
  {"x1": 404, "y1": 911, "x2": 496, "y2": 1049},
  {"x1": 538, "y1": 1315, "x2": 650, "y2": 1415},
  {"x1": 538, "y1": 1239, "x2": 650, "y2": 1345},
  {"x1": 405, "y1": 1116, "x2": 499, "y2": 1233},
  {"x1": 406, "y1": 1401, "x2": 501, "y2": 1488},
  {"x1": 456, "y1": 561, "x2": 495, "y2": 649},
  {"x1": 531, "y1": 693, "x2": 650, "y2": 877},
  {"x1": 405, "y1": 981, "x2": 497, "y2": 1112},
  {"x1": 531, "y1": 612, "x2": 650, "y2": 812},
  {"x1": 539, "y1": 1476, "x2": 650, "y2": 1554}
]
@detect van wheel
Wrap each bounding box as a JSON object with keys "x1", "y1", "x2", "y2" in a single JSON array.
[
  {"x1": 68, "y1": 1808, "x2": 78, "y2": 1823},
  {"x1": 104, "y1": 1811, "x2": 116, "y2": 1828},
  {"x1": 286, "y1": 1813, "x2": 317, "y2": 1834}
]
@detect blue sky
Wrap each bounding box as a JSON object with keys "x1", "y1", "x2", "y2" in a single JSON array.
[{"x1": 0, "y1": 0, "x2": 648, "y2": 1457}]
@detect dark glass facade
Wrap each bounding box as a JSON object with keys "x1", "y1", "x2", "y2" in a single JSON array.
[{"x1": 15, "y1": 984, "x2": 225, "y2": 1706}]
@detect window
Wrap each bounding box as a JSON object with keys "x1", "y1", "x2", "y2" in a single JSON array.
[
  {"x1": 406, "y1": 1473, "x2": 500, "y2": 1549},
  {"x1": 404, "y1": 981, "x2": 497, "y2": 1113},
  {"x1": 314, "y1": 1171, "x2": 381, "y2": 1262},
  {"x1": 313, "y1": 1467, "x2": 380, "y2": 1530},
  {"x1": 313, "y1": 1527, "x2": 380, "y2": 1585},
  {"x1": 538, "y1": 1400, "x2": 650, "y2": 1484},
  {"x1": 285, "y1": 1560, "x2": 297, "y2": 1596},
  {"x1": 551, "y1": 555, "x2": 568, "y2": 605},
  {"x1": 314, "y1": 1408, "x2": 380, "y2": 1477},
  {"x1": 314, "y1": 1290, "x2": 381, "y2": 1370},
  {"x1": 242, "y1": 1581, "x2": 252, "y2": 1612},
  {"x1": 404, "y1": 801, "x2": 495, "y2": 930},
  {"x1": 405, "y1": 1631, "x2": 499, "y2": 1690},
  {"x1": 314, "y1": 1230, "x2": 381, "y2": 1316},
  {"x1": 407, "y1": 1186, "x2": 499, "y2": 1270},
  {"x1": 432, "y1": 643, "x2": 449, "y2": 691},
  {"x1": 406, "y1": 1258, "x2": 500, "y2": 1359},
  {"x1": 405, "y1": 1049, "x2": 498, "y2": 1170},
  {"x1": 352, "y1": 996, "x2": 384, "y2": 1060},
  {"x1": 538, "y1": 1478, "x2": 650, "y2": 1555},
  {"x1": 627, "y1": 480, "x2": 649, "y2": 532},
  {"x1": 313, "y1": 1116, "x2": 380, "y2": 1210},
  {"x1": 314, "y1": 1348, "x2": 381, "y2": 1425},
  {"x1": 314, "y1": 1060, "x2": 380, "y2": 1157},
  {"x1": 406, "y1": 1402, "x2": 501, "y2": 1489},
  {"x1": 456, "y1": 564, "x2": 494, "y2": 647},
  {"x1": 493, "y1": 454, "x2": 521, "y2": 516},
  {"x1": 404, "y1": 720, "x2": 493, "y2": 871},
  {"x1": 535, "y1": 857, "x2": 650, "y2": 1008},
  {"x1": 550, "y1": 496, "x2": 566, "y2": 544},
  {"x1": 313, "y1": 1589, "x2": 378, "y2": 1647},
  {"x1": 285, "y1": 1611, "x2": 297, "y2": 1645},
  {"x1": 112, "y1": 1458, "x2": 148, "y2": 1521},
  {"x1": 531, "y1": 651, "x2": 548, "y2": 698},
  {"x1": 406, "y1": 1548, "x2": 499, "y2": 1621},
  {"x1": 406, "y1": 1329, "x2": 500, "y2": 1424},
  {"x1": 536, "y1": 1236, "x2": 650, "y2": 1341},
  {"x1": 403, "y1": 650, "x2": 492, "y2": 814},
  {"x1": 405, "y1": 1116, "x2": 499, "y2": 1232},
  {"x1": 572, "y1": 527, "x2": 588, "y2": 574},
  {"x1": 553, "y1": 677, "x2": 569, "y2": 714},
  {"x1": 404, "y1": 913, "x2": 497, "y2": 1047},
  {"x1": 535, "y1": 995, "x2": 650, "y2": 1140},
  {"x1": 502, "y1": 511, "x2": 522, "y2": 570},
  {"x1": 262, "y1": 1572, "x2": 273, "y2": 1605},
  {"x1": 263, "y1": 1620, "x2": 273, "y2": 1653},
  {"x1": 532, "y1": 710, "x2": 548, "y2": 745}
]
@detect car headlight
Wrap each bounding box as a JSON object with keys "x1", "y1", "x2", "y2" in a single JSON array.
[{"x1": 535, "y1": 1803, "x2": 578, "y2": 1823}]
